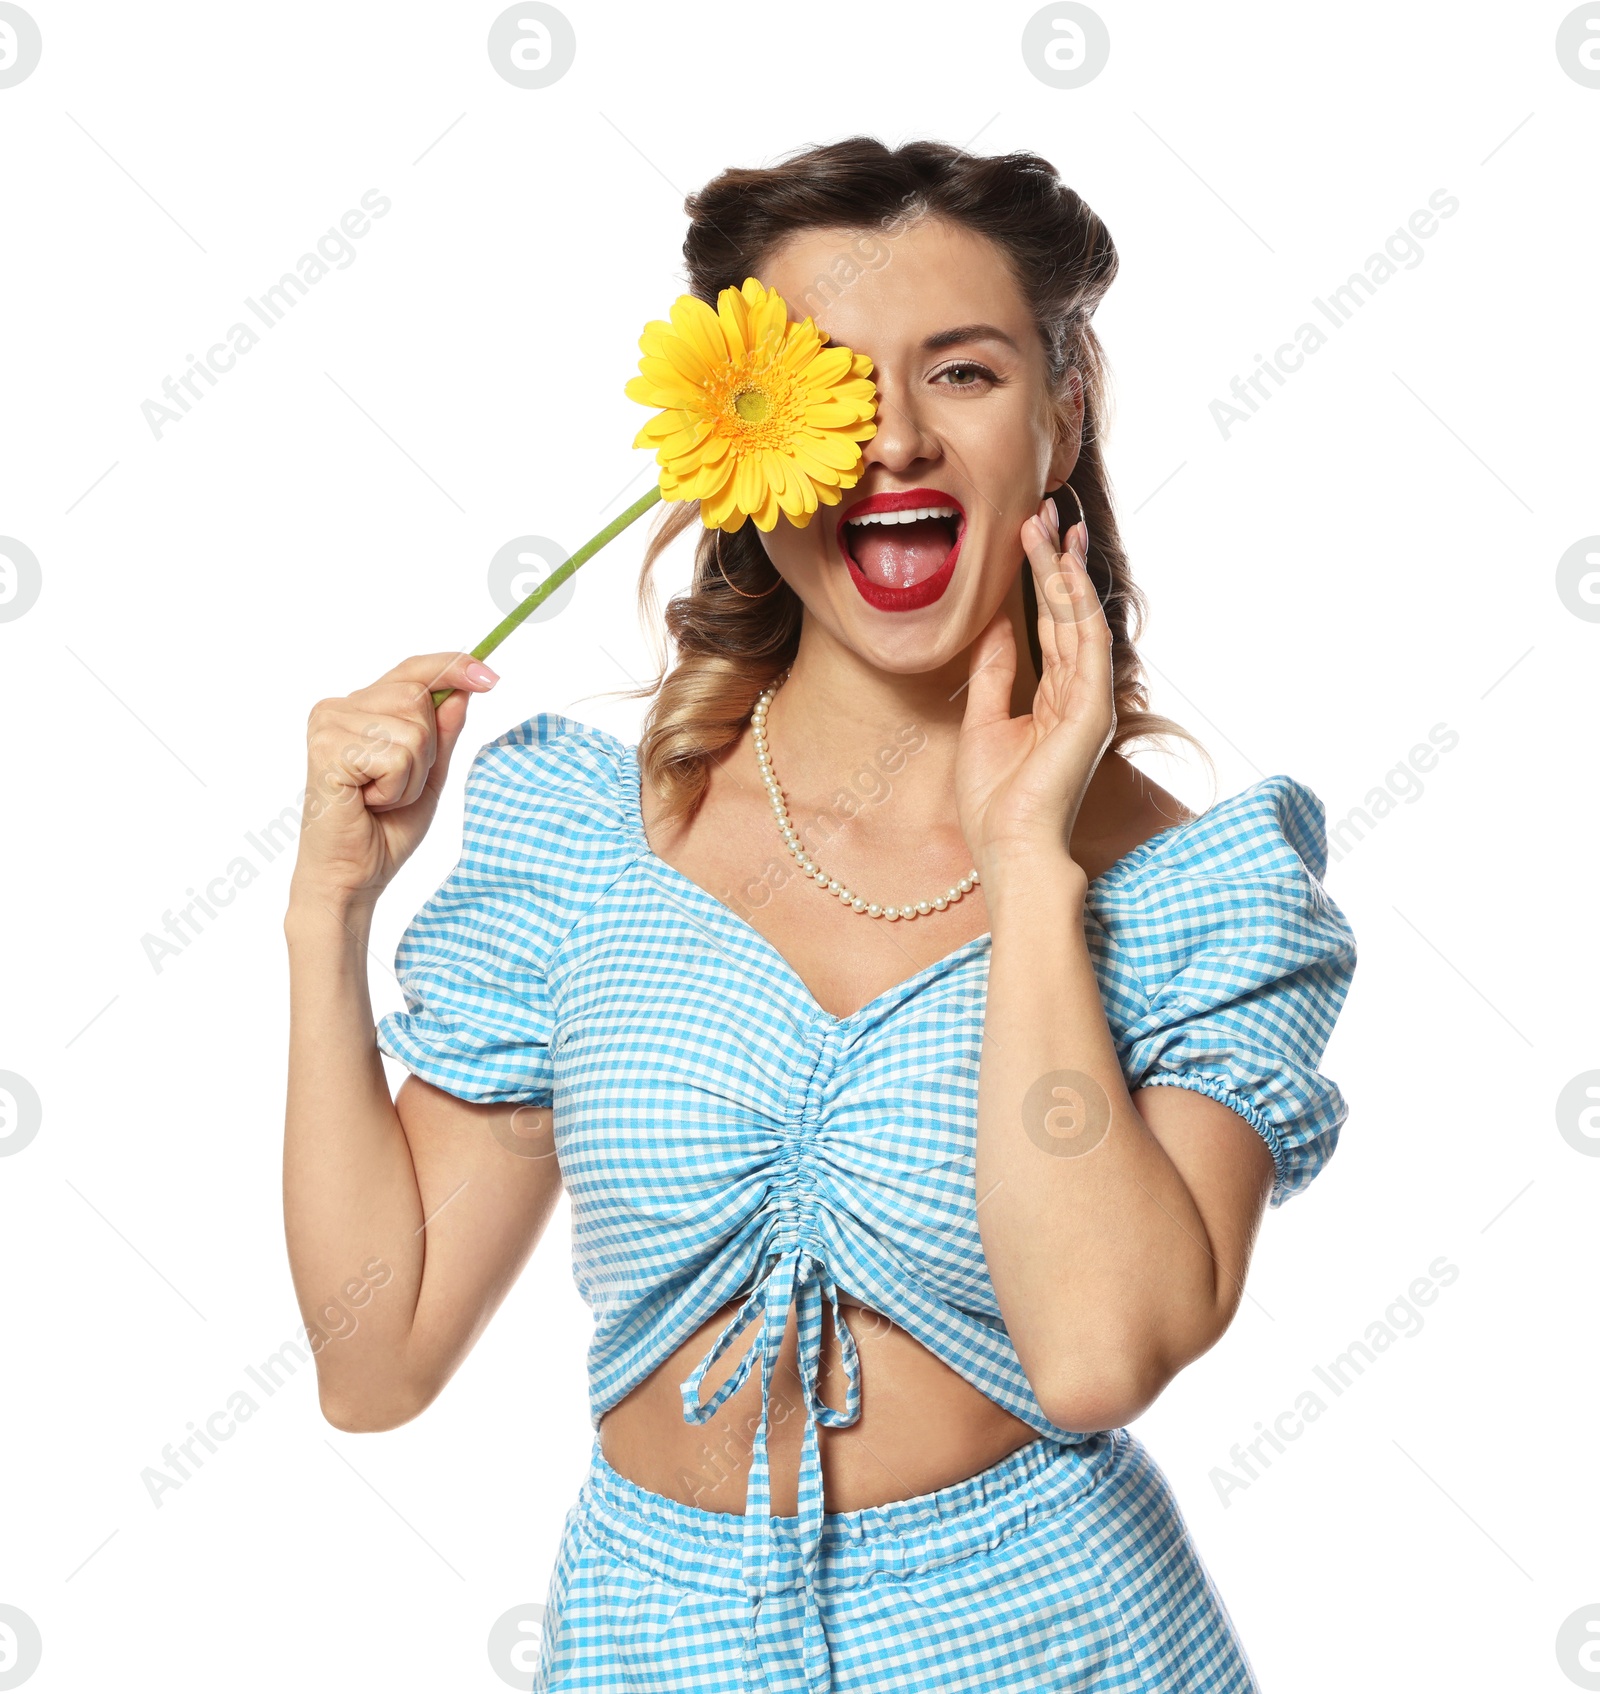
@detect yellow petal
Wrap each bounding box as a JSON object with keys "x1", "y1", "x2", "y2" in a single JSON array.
[
  {"x1": 778, "y1": 322, "x2": 825, "y2": 372},
  {"x1": 783, "y1": 438, "x2": 835, "y2": 482},
  {"x1": 831, "y1": 378, "x2": 878, "y2": 409},
  {"x1": 634, "y1": 409, "x2": 694, "y2": 443},
  {"x1": 760, "y1": 447, "x2": 789, "y2": 498},
  {"x1": 773, "y1": 460, "x2": 811, "y2": 519},
  {"x1": 745, "y1": 281, "x2": 789, "y2": 350},
  {"x1": 647, "y1": 422, "x2": 708, "y2": 460},
  {"x1": 665, "y1": 294, "x2": 729, "y2": 373},
  {"x1": 633, "y1": 318, "x2": 675, "y2": 353},
  {"x1": 790, "y1": 438, "x2": 861, "y2": 486},
  {"x1": 681, "y1": 450, "x2": 738, "y2": 494},
  {"x1": 680, "y1": 431, "x2": 732, "y2": 470},
  {"x1": 701, "y1": 475, "x2": 743, "y2": 529},
  {"x1": 650, "y1": 333, "x2": 717, "y2": 390},
  {"x1": 646, "y1": 405, "x2": 699, "y2": 433},
  {"x1": 631, "y1": 357, "x2": 708, "y2": 408},
  {"x1": 801, "y1": 345, "x2": 849, "y2": 387},
  {"x1": 695, "y1": 457, "x2": 736, "y2": 505},
  {"x1": 625, "y1": 376, "x2": 697, "y2": 414},
  {"x1": 733, "y1": 450, "x2": 767, "y2": 514},
  {"x1": 717, "y1": 284, "x2": 752, "y2": 360},
  {"x1": 793, "y1": 428, "x2": 862, "y2": 471},
  {"x1": 740, "y1": 276, "x2": 775, "y2": 317},
  {"x1": 804, "y1": 396, "x2": 867, "y2": 427}
]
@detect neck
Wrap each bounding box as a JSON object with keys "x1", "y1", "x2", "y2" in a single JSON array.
[{"x1": 757, "y1": 586, "x2": 1041, "y2": 835}]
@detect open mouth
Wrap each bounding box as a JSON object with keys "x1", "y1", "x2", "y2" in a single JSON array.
[{"x1": 839, "y1": 503, "x2": 965, "y2": 590}]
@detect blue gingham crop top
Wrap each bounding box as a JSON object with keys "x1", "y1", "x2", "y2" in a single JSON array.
[{"x1": 375, "y1": 712, "x2": 1358, "y2": 1680}]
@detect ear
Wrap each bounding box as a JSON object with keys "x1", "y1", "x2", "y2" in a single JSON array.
[{"x1": 1046, "y1": 365, "x2": 1085, "y2": 488}]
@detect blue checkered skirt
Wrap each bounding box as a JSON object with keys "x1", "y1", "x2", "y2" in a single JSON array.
[{"x1": 531, "y1": 1429, "x2": 1261, "y2": 1692}]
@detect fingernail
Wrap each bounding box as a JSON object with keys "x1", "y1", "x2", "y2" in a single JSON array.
[
  {"x1": 1069, "y1": 521, "x2": 1088, "y2": 557},
  {"x1": 1039, "y1": 498, "x2": 1059, "y2": 543},
  {"x1": 465, "y1": 660, "x2": 499, "y2": 687}
]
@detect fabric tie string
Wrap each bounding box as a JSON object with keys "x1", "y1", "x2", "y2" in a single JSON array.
[{"x1": 681, "y1": 1241, "x2": 862, "y2": 1694}]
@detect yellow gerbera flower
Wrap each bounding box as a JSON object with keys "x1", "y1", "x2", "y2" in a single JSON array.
[
  {"x1": 624, "y1": 276, "x2": 878, "y2": 533},
  {"x1": 429, "y1": 277, "x2": 876, "y2": 706}
]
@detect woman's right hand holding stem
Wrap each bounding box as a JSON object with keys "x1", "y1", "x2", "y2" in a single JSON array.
[{"x1": 289, "y1": 651, "x2": 500, "y2": 917}]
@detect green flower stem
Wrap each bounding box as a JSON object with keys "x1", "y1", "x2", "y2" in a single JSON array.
[{"x1": 431, "y1": 483, "x2": 665, "y2": 706}]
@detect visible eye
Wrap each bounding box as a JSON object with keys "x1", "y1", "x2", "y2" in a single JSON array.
[{"x1": 930, "y1": 360, "x2": 1000, "y2": 393}]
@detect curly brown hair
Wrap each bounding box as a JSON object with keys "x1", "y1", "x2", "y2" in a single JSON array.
[{"x1": 590, "y1": 134, "x2": 1214, "y2": 828}]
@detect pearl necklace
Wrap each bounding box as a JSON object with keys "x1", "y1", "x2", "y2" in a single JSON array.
[{"x1": 751, "y1": 670, "x2": 981, "y2": 922}]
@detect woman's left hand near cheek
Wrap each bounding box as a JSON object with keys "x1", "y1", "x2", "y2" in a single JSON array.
[{"x1": 955, "y1": 499, "x2": 1116, "y2": 877}]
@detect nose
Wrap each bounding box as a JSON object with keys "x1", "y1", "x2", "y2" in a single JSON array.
[{"x1": 858, "y1": 375, "x2": 939, "y2": 477}]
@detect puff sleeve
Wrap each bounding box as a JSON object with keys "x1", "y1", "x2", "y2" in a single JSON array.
[
  {"x1": 375, "y1": 714, "x2": 623, "y2": 1106},
  {"x1": 1099, "y1": 776, "x2": 1358, "y2": 1207}
]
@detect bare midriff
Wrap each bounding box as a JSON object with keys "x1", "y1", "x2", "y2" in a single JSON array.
[{"x1": 597, "y1": 1286, "x2": 1042, "y2": 1517}]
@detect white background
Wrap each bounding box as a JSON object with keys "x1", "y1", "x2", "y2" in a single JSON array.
[{"x1": 3, "y1": 2, "x2": 1597, "y2": 1689}]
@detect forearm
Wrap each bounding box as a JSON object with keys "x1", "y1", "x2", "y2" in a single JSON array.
[
  {"x1": 975, "y1": 852, "x2": 1218, "y2": 1429},
  {"x1": 282, "y1": 884, "x2": 427, "y2": 1426}
]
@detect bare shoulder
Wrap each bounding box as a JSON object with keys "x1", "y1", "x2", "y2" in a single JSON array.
[
  {"x1": 1072, "y1": 752, "x2": 1199, "y2": 882},
  {"x1": 1117, "y1": 753, "x2": 1201, "y2": 836}
]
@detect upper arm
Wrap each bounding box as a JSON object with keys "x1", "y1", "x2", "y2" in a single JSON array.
[
  {"x1": 1131, "y1": 1082, "x2": 1274, "y2": 1357},
  {"x1": 352, "y1": 715, "x2": 643, "y2": 1425},
  {"x1": 1090, "y1": 782, "x2": 1359, "y2": 1393},
  {"x1": 394, "y1": 1074, "x2": 565, "y2": 1410},
  {"x1": 372, "y1": 729, "x2": 590, "y2": 1413}
]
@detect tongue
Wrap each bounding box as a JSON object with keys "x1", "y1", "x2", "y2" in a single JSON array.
[{"x1": 849, "y1": 517, "x2": 955, "y2": 588}]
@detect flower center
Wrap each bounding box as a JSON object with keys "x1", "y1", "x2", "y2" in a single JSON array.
[{"x1": 732, "y1": 385, "x2": 772, "y2": 425}]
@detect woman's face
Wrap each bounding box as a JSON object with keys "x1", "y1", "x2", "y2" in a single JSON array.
[{"x1": 751, "y1": 215, "x2": 1081, "y2": 679}]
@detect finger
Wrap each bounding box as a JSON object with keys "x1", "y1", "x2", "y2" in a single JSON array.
[
  {"x1": 308, "y1": 706, "x2": 401, "y2": 792},
  {"x1": 368, "y1": 710, "x2": 436, "y2": 811},
  {"x1": 355, "y1": 741, "x2": 422, "y2": 811},
  {"x1": 1023, "y1": 510, "x2": 1073, "y2": 674},
  {"x1": 374, "y1": 650, "x2": 501, "y2": 698},
  {"x1": 345, "y1": 682, "x2": 440, "y2": 762},
  {"x1": 331, "y1": 706, "x2": 430, "y2": 778},
  {"x1": 961, "y1": 598, "x2": 1019, "y2": 732},
  {"x1": 389, "y1": 727, "x2": 436, "y2": 811},
  {"x1": 351, "y1": 679, "x2": 448, "y2": 716},
  {"x1": 425, "y1": 689, "x2": 473, "y2": 801},
  {"x1": 1055, "y1": 530, "x2": 1114, "y2": 705},
  {"x1": 319, "y1": 709, "x2": 431, "y2": 806}
]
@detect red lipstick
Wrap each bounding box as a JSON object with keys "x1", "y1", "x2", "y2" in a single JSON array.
[{"x1": 835, "y1": 487, "x2": 966, "y2": 612}]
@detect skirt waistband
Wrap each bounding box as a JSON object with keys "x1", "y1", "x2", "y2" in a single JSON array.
[{"x1": 574, "y1": 1428, "x2": 1129, "y2": 1594}]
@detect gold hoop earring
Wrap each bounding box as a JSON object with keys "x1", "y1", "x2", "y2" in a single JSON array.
[
  {"x1": 1050, "y1": 482, "x2": 1087, "y2": 546},
  {"x1": 715, "y1": 533, "x2": 785, "y2": 599}
]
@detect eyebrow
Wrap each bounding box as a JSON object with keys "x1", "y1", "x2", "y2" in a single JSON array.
[{"x1": 919, "y1": 323, "x2": 1022, "y2": 354}]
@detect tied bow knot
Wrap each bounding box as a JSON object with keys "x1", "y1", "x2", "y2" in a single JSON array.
[{"x1": 680, "y1": 1242, "x2": 863, "y2": 1694}]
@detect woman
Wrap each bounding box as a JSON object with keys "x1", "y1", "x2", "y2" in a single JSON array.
[{"x1": 283, "y1": 137, "x2": 1357, "y2": 1692}]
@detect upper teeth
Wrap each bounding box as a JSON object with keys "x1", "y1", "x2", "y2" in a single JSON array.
[{"x1": 845, "y1": 504, "x2": 960, "y2": 527}]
